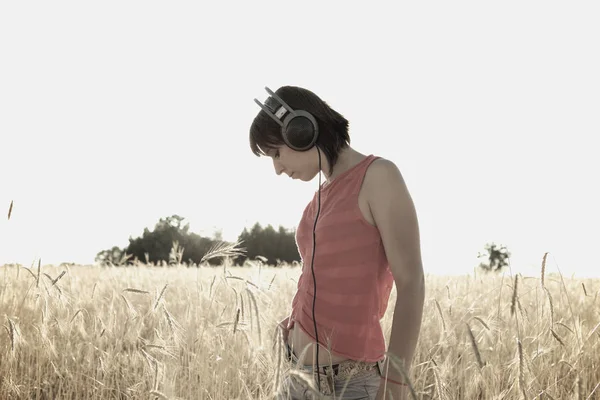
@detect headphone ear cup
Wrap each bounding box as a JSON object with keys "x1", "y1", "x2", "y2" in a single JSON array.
[{"x1": 282, "y1": 112, "x2": 319, "y2": 151}]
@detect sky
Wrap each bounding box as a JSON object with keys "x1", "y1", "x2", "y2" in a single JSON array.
[{"x1": 1, "y1": 1, "x2": 599, "y2": 278}]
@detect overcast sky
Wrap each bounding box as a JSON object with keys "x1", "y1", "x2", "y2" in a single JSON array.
[{"x1": 1, "y1": 1, "x2": 598, "y2": 278}]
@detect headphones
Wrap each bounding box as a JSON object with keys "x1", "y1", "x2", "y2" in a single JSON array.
[
  {"x1": 253, "y1": 86, "x2": 319, "y2": 152},
  {"x1": 254, "y1": 86, "x2": 324, "y2": 392}
]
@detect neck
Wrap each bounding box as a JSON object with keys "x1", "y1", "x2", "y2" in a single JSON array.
[{"x1": 321, "y1": 146, "x2": 366, "y2": 184}]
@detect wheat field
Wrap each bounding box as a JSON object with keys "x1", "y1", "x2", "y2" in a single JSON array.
[{"x1": 1, "y1": 255, "x2": 599, "y2": 399}]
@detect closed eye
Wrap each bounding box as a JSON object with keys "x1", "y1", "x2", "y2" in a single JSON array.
[{"x1": 267, "y1": 148, "x2": 280, "y2": 159}]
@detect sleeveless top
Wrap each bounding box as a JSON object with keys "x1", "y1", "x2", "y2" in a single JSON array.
[{"x1": 287, "y1": 154, "x2": 394, "y2": 362}]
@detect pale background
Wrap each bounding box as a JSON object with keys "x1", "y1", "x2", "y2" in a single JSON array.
[{"x1": 1, "y1": 1, "x2": 598, "y2": 278}]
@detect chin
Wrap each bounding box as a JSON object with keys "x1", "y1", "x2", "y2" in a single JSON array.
[{"x1": 302, "y1": 173, "x2": 318, "y2": 182}]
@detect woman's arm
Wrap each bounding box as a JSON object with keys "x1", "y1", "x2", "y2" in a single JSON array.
[{"x1": 366, "y1": 159, "x2": 426, "y2": 400}]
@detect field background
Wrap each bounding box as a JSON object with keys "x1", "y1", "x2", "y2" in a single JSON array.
[{"x1": 1, "y1": 260, "x2": 599, "y2": 400}]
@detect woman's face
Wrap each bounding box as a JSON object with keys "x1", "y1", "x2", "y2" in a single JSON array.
[{"x1": 266, "y1": 145, "x2": 323, "y2": 182}]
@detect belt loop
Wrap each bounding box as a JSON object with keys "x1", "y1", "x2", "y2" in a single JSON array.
[
  {"x1": 322, "y1": 363, "x2": 340, "y2": 377},
  {"x1": 376, "y1": 357, "x2": 385, "y2": 376}
]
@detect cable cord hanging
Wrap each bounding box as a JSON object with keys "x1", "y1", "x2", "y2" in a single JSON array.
[{"x1": 311, "y1": 147, "x2": 322, "y2": 391}]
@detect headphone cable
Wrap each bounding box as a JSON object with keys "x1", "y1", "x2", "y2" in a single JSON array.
[{"x1": 311, "y1": 147, "x2": 322, "y2": 391}]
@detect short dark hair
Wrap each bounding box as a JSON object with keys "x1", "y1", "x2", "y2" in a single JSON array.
[{"x1": 249, "y1": 86, "x2": 350, "y2": 175}]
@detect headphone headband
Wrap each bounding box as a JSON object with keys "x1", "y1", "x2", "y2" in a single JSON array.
[{"x1": 253, "y1": 86, "x2": 319, "y2": 152}]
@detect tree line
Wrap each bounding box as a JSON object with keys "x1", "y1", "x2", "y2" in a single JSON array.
[
  {"x1": 95, "y1": 215, "x2": 301, "y2": 266},
  {"x1": 96, "y1": 214, "x2": 511, "y2": 272}
]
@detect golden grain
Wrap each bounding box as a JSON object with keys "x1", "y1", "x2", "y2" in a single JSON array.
[
  {"x1": 517, "y1": 338, "x2": 527, "y2": 399},
  {"x1": 434, "y1": 299, "x2": 446, "y2": 332},
  {"x1": 544, "y1": 286, "x2": 555, "y2": 326},
  {"x1": 1, "y1": 259, "x2": 599, "y2": 399},
  {"x1": 541, "y1": 252, "x2": 548, "y2": 288},
  {"x1": 153, "y1": 283, "x2": 168, "y2": 311},
  {"x1": 466, "y1": 322, "x2": 485, "y2": 369},
  {"x1": 511, "y1": 274, "x2": 518, "y2": 316}
]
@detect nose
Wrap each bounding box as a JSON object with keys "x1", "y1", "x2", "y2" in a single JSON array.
[{"x1": 273, "y1": 159, "x2": 284, "y2": 176}]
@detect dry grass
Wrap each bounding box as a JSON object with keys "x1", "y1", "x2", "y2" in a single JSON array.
[
  {"x1": 7, "y1": 200, "x2": 13, "y2": 221},
  {"x1": 1, "y1": 257, "x2": 600, "y2": 399}
]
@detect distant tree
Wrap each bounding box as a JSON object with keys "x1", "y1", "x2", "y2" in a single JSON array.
[
  {"x1": 478, "y1": 242, "x2": 511, "y2": 273},
  {"x1": 234, "y1": 222, "x2": 300, "y2": 265},
  {"x1": 96, "y1": 216, "x2": 302, "y2": 267},
  {"x1": 95, "y1": 246, "x2": 128, "y2": 266},
  {"x1": 124, "y1": 215, "x2": 227, "y2": 265},
  {"x1": 95, "y1": 215, "x2": 225, "y2": 266}
]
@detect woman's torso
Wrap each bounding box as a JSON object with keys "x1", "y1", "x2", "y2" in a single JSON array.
[{"x1": 288, "y1": 163, "x2": 378, "y2": 366}]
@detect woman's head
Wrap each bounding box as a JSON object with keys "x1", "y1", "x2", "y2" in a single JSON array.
[{"x1": 249, "y1": 86, "x2": 350, "y2": 179}]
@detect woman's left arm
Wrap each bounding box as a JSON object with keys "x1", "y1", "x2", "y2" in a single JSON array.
[{"x1": 367, "y1": 159, "x2": 426, "y2": 400}]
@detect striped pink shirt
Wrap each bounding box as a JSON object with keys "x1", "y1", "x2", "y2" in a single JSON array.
[{"x1": 287, "y1": 154, "x2": 394, "y2": 362}]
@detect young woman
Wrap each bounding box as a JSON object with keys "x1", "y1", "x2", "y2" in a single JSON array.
[{"x1": 250, "y1": 86, "x2": 425, "y2": 400}]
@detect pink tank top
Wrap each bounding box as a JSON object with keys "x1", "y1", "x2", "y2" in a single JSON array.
[{"x1": 287, "y1": 154, "x2": 394, "y2": 362}]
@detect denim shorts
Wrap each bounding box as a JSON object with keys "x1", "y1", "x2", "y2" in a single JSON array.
[{"x1": 275, "y1": 342, "x2": 383, "y2": 399}]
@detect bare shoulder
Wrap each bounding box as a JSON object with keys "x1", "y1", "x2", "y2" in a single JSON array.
[
  {"x1": 364, "y1": 157, "x2": 423, "y2": 283},
  {"x1": 363, "y1": 156, "x2": 415, "y2": 216},
  {"x1": 364, "y1": 157, "x2": 408, "y2": 193}
]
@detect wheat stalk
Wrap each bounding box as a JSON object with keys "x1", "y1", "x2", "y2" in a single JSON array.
[
  {"x1": 432, "y1": 362, "x2": 445, "y2": 400},
  {"x1": 517, "y1": 298, "x2": 528, "y2": 322},
  {"x1": 576, "y1": 374, "x2": 583, "y2": 400},
  {"x1": 154, "y1": 284, "x2": 168, "y2": 311},
  {"x1": 274, "y1": 328, "x2": 283, "y2": 393},
  {"x1": 544, "y1": 287, "x2": 555, "y2": 326},
  {"x1": 152, "y1": 358, "x2": 160, "y2": 394},
  {"x1": 541, "y1": 252, "x2": 548, "y2": 288},
  {"x1": 587, "y1": 381, "x2": 600, "y2": 400},
  {"x1": 246, "y1": 288, "x2": 261, "y2": 342},
  {"x1": 472, "y1": 316, "x2": 490, "y2": 331},
  {"x1": 70, "y1": 309, "x2": 85, "y2": 324},
  {"x1": 550, "y1": 329, "x2": 565, "y2": 347},
  {"x1": 7, "y1": 317, "x2": 17, "y2": 352},
  {"x1": 162, "y1": 304, "x2": 183, "y2": 342},
  {"x1": 36, "y1": 259, "x2": 41, "y2": 288},
  {"x1": 466, "y1": 323, "x2": 485, "y2": 369},
  {"x1": 232, "y1": 308, "x2": 240, "y2": 334},
  {"x1": 434, "y1": 299, "x2": 446, "y2": 332},
  {"x1": 240, "y1": 292, "x2": 245, "y2": 319},
  {"x1": 201, "y1": 239, "x2": 246, "y2": 263},
  {"x1": 123, "y1": 288, "x2": 150, "y2": 294},
  {"x1": 517, "y1": 338, "x2": 527, "y2": 399},
  {"x1": 584, "y1": 320, "x2": 600, "y2": 344},
  {"x1": 50, "y1": 270, "x2": 67, "y2": 286},
  {"x1": 21, "y1": 267, "x2": 36, "y2": 280},
  {"x1": 140, "y1": 347, "x2": 158, "y2": 371},
  {"x1": 555, "y1": 322, "x2": 574, "y2": 334},
  {"x1": 511, "y1": 274, "x2": 519, "y2": 317},
  {"x1": 120, "y1": 295, "x2": 137, "y2": 317},
  {"x1": 268, "y1": 274, "x2": 276, "y2": 290}
]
